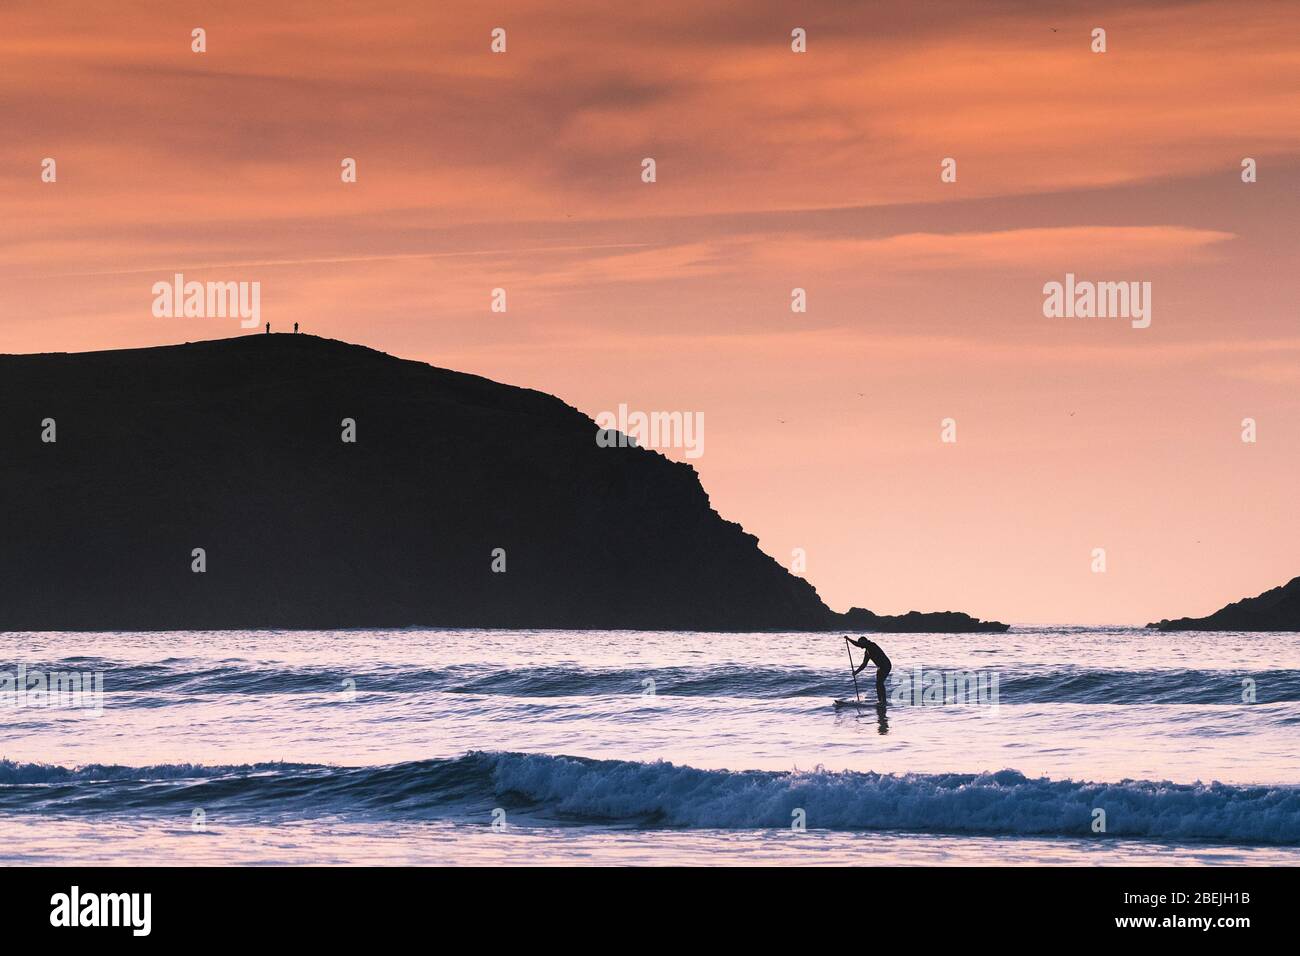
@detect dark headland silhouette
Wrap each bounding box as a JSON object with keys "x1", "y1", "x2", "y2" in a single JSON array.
[
  {"x1": 0, "y1": 335, "x2": 1009, "y2": 632},
  {"x1": 1147, "y1": 576, "x2": 1300, "y2": 631}
]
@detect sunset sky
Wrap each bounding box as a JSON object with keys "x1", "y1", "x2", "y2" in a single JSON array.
[{"x1": 2, "y1": 0, "x2": 1298, "y2": 624}]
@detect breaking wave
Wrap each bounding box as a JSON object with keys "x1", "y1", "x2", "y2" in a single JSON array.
[{"x1": 3, "y1": 752, "x2": 1297, "y2": 844}]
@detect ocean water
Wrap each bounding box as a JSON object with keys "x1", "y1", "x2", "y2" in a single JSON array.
[{"x1": 2, "y1": 627, "x2": 1298, "y2": 865}]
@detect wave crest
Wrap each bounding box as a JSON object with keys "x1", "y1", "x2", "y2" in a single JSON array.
[
  {"x1": 3, "y1": 751, "x2": 1297, "y2": 844},
  {"x1": 15, "y1": 659, "x2": 1300, "y2": 705}
]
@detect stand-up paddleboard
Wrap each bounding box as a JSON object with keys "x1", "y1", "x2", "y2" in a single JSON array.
[{"x1": 833, "y1": 698, "x2": 869, "y2": 709}]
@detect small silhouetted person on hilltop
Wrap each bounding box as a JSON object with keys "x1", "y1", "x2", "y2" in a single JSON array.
[
  {"x1": 294, "y1": 322, "x2": 299, "y2": 334},
  {"x1": 847, "y1": 636, "x2": 892, "y2": 703},
  {"x1": 265, "y1": 322, "x2": 270, "y2": 334}
]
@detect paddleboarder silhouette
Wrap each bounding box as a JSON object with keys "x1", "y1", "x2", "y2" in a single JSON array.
[{"x1": 846, "y1": 635, "x2": 891, "y2": 703}]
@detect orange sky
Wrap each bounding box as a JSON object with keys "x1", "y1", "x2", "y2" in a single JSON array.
[{"x1": 2, "y1": 0, "x2": 1298, "y2": 624}]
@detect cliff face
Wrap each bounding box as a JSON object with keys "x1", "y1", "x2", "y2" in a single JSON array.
[
  {"x1": 0, "y1": 335, "x2": 836, "y2": 631},
  {"x1": 1147, "y1": 576, "x2": 1300, "y2": 632}
]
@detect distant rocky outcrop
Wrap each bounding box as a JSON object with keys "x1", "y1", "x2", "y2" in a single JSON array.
[
  {"x1": 1146, "y1": 576, "x2": 1300, "y2": 631},
  {"x1": 837, "y1": 607, "x2": 1010, "y2": 633},
  {"x1": 0, "y1": 335, "x2": 1007, "y2": 632}
]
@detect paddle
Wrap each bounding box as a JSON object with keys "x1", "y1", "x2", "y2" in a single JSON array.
[{"x1": 844, "y1": 637, "x2": 862, "y2": 704}]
